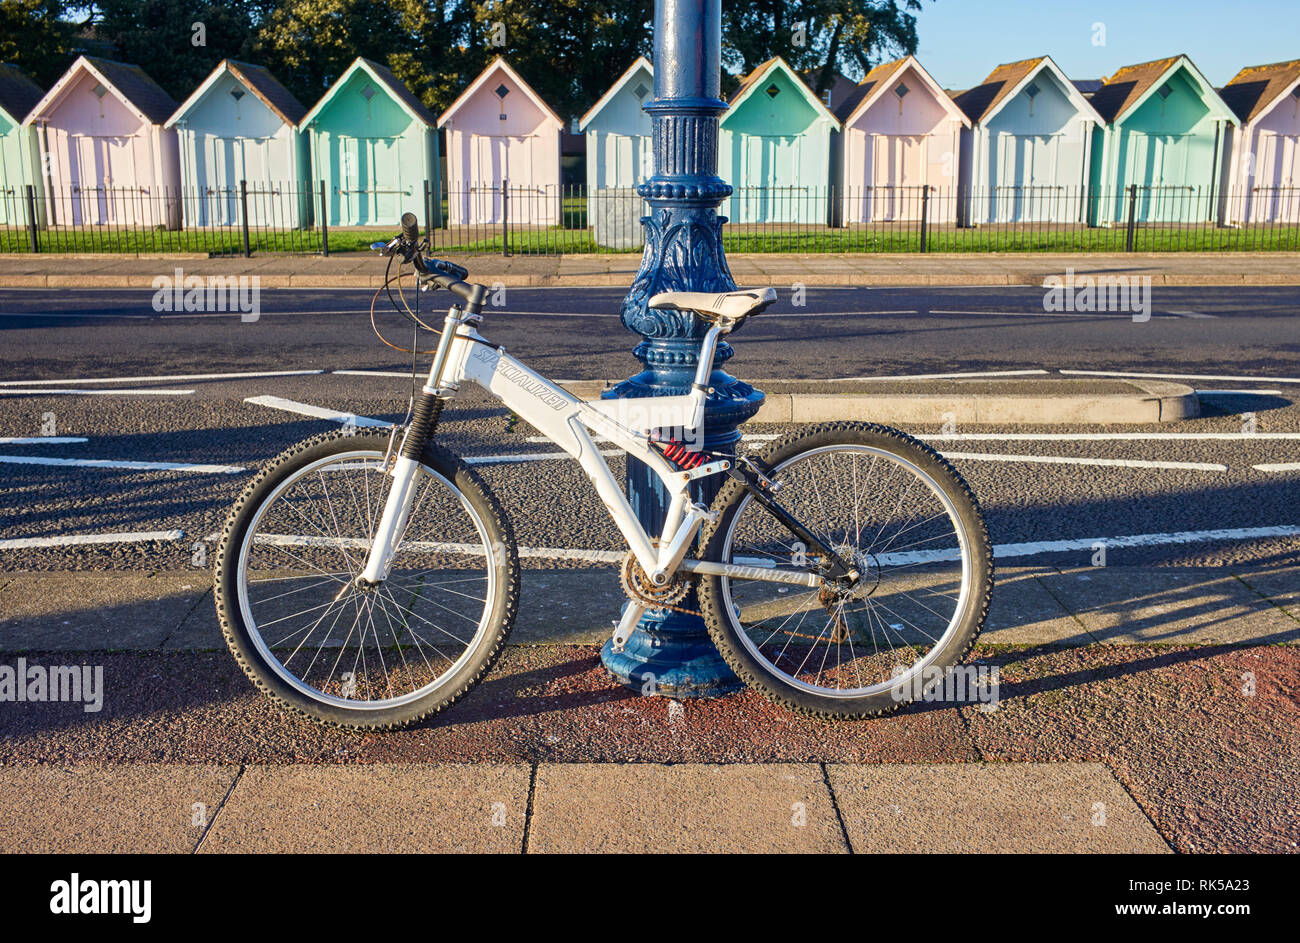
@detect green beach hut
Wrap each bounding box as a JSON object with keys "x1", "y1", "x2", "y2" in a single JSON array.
[
  {"x1": 300, "y1": 58, "x2": 439, "y2": 227},
  {"x1": 1088, "y1": 55, "x2": 1237, "y2": 224},
  {"x1": 0, "y1": 63, "x2": 43, "y2": 225},
  {"x1": 720, "y1": 57, "x2": 839, "y2": 224}
]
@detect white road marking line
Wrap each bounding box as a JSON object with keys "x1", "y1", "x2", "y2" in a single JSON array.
[
  {"x1": 0, "y1": 369, "x2": 324, "y2": 387},
  {"x1": 929, "y1": 309, "x2": 1173, "y2": 319},
  {"x1": 818, "y1": 369, "x2": 1051, "y2": 382},
  {"x1": 1253, "y1": 463, "x2": 1300, "y2": 473},
  {"x1": 0, "y1": 388, "x2": 195, "y2": 397},
  {"x1": 1169, "y1": 310, "x2": 1217, "y2": 318},
  {"x1": 1061, "y1": 369, "x2": 1300, "y2": 385},
  {"x1": 0, "y1": 436, "x2": 88, "y2": 445},
  {"x1": 238, "y1": 524, "x2": 1300, "y2": 568},
  {"x1": 922, "y1": 432, "x2": 1300, "y2": 441},
  {"x1": 332, "y1": 370, "x2": 413, "y2": 378},
  {"x1": 244, "y1": 395, "x2": 394, "y2": 427},
  {"x1": 0, "y1": 455, "x2": 245, "y2": 474},
  {"x1": 1195, "y1": 389, "x2": 1282, "y2": 395},
  {"x1": 939, "y1": 451, "x2": 1227, "y2": 472},
  {"x1": 0, "y1": 530, "x2": 185, "y2": 550},
  {"x1": 876, "y1": 525, "x2": 1300, "y2": 565},
  {"x1": 466, "y1": 451, "x2": 622, "y2": 464}
]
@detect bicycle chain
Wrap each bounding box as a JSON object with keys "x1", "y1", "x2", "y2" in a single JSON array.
[{"x1": 619, "y1": 550, "x2": 700, "y2": 617}]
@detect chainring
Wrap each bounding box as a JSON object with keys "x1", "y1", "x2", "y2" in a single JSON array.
[{"x1": 619, "y1": 550, "x2": 694, "y2": 614}]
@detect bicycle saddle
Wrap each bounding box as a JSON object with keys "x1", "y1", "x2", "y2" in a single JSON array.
[{"x1": 648, "y1": 288, "x2": 777, "y2": 325}]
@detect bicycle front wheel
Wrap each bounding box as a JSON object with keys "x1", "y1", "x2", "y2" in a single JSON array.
[
  {"x1": 215, "y1": 430, "x2": 519, "y2": 729},
  {"x1": 698, "y1": 422, "x2": 992, "y2": 719}
]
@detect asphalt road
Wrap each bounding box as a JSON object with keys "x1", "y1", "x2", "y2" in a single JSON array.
[{"x1": 0, "y1": 285, "x2": 1297, "y2": 571}]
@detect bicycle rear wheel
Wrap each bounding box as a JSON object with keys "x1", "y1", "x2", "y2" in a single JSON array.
[
  {"x1": 215, "y1": 430, "x2": 518, "y2": 729},
  {"x1": 698, "y1": 422, "x2": 993, "y2": 718}
]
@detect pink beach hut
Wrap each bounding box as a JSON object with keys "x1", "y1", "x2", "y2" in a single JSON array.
[
  {"x1": 25, "y1": 56, "x2": 181, "y2": 228},
  {"x1": 438, "y1": 58, "x2": 563, "y2": 226}
]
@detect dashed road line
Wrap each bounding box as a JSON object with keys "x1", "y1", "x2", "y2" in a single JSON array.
[
  {"x1": 938, "y1": 452, "x2": 1228, "y2": 472},
  {"x1": 0, "y1": 530, "x2": 185, "y2": 550},
  {"x1": 1061, "y1": 369, "x2": 1300, "y2": 385},
  {"x1": 1168, "y1": 310, "x2": 1217, "y2": 319},
  {"x1": 0, "y1": 388, "x2": 195, "y2": 397},
  {"x1": 0, "y1": 369, "x2": 324, "y2": 387},
  {"x1": 0, "y1": 437, "x2": 88, "y2": 445},
  {"x1": 0, "y1": 455, "x2": 244, "y2": 473},
  {"x1": 1252, "y1": 463, "x2": 1300, "y2": 473},
  {"x1": 244, "y1": 395, "x2": 393, "y2": 427}
]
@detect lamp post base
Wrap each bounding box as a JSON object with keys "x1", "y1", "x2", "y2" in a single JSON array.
[{"x1": 600, "y1": 605, "x2": 741, "y2": 698}]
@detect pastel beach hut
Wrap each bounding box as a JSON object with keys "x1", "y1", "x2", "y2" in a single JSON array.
[
  {"x1": 300, "y1": 58, "x2": 439, "y2": 227},
  {"x1": 25, "y1": 56, "x2": 181, "y2": 228},
  {"x1": 439, "y1": 58, "x2": 563, "y2": 226},
  {"x1": 578, "y1": 57, "x2": 653, "y2": 247},
  {"x1": 1087, "y1": 55, "x2": 1237, "y2": 224},
  {"x1": 1219, "y1": 60, "x2": 1300, "y2": 224},
  {"x1": 953, "y1": 56, "x2": 1102, "y2": 224},
  {"x1": 833, "y1": 56, "x2": 969, "y2": 223},
  {"x1": 719, "y1": 57, "x2": 839, "y2": 224},
  {"x1": 165, "y1": 60, "x2": 310, "y2": 227},
  {"x1": 0, "y1": 63, "x2": 44, "y2": 225}
]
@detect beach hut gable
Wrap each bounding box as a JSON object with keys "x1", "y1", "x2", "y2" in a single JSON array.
[
  {"x1": 579, "y1": 56, "x2": 653, "y2": 133},
  {"x1": 1091, "y1": 55, "x2": 1236, "y2": 128},
  {"x1": 438, "y1": 57, "x2": 562, "y2": 130},
  {"x1": 300, "y1": 58, "x2": 436, "y2": 132},
  {"x1": 837, "y1": 56, "x2": 969, "y2": 130},
  {"x1": 726, "y1": 57, "x2": 840, "y2": 133},
  {"x1": 167, "y1": 60, "x2": 306, "y2": 130},
  {"x1": 959, "y1": 57, "x2": 1102, "y2": 128}
]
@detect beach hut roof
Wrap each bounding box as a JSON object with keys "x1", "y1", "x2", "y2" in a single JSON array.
[
  {"x1": 1090, "y1": 54, "x2": 1237, "y2": 125},
  {"x1": 25, "y1": 55, "x2": 177, "y2": 125},
  {"x1": 300, "y1": 57, "x2": 437, "y2": 129},
  {"x1": 438, "y1": 57, "x2": 562, "y2": 129},
  {"x1": 578, "y1": 56, "x2": 652, "y2": 131},
  {"x1": 954, "y1": 55, "x2": 1101, "y2": 126},
  {"x1": 834, "y1": 55, "x2": 970, "y2": 128},
  {"x1": 1219, "y1": 59, "x2": 1300, "y2": 125},
  {"x1": 0, "y1": 63, "x2": 44, "y2": 123},
  {"x1": 166, "y1": 59, "x2": 306, "y2": 128},
  {"x1": 726, "y1": 56, "x2": 839, "y2": 129}
]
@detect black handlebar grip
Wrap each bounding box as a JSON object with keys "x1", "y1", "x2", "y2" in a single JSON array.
[{"x1": 400, "y1": 212, "x2": 420, "y2": 244}]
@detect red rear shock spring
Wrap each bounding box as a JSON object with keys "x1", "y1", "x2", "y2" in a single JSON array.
[{"x1": 661, "y1": 441, "x2": 707, "y2": 469}]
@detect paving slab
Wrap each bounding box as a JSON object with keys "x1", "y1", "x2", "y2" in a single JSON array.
[
  {"x1": 0, "y1": 572, "x2": 209, "y2": 651},
  {"x1": 0, "y1": 764, "x2": 237, "y2": 853},
  {"x1": 981, "y1": 568, "x2": 1092, "y2": 645},
  {"x1": 1040, "y1": 567, "x2": 1300, "y2": 644},
  {"x1": 527, "y1": 762, "x2": 847, "y2": 853},
  {"x1": 1234, "y1": 566, "x2": 1300, "y2": 620},
  {"x1": 200, "y1": 763, "x2": 530, "y2": 853},
  {"x1": 827, "y1": 762, "x2": 1170, "y2": 853}
]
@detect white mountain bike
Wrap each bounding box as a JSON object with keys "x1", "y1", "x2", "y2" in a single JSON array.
[{"x1": 215, "y1": 214, "x2": 993, "y2": 728}]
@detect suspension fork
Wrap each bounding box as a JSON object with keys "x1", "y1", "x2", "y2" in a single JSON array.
[{"x1": 357, "y1": 303, "x2": 468, "y2": 586}]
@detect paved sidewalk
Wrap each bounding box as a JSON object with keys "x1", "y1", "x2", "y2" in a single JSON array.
[
  {"x1": 1, "y1": 566, "x2": 1296, "y2": 651},
  {"x1": 2, "y1": 251, "x2": 1299, "y2": 288},
  {"x1": 1, "y1": 565, "x2": 1296, "y2": 853}
]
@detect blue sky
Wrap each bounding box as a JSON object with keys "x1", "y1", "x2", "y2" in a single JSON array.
[{"x1": 911, "y1": 0, "x2": 1297, "y2": 89}]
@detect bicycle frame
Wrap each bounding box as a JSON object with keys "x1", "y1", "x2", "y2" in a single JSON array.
[{"x1": 358, "y1": 299, "x2": 822, "y2": 649}]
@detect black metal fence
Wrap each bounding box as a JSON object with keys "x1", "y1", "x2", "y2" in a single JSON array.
[{"x1": 2, "y1": 181, "x2": 1298, "y2": 255}]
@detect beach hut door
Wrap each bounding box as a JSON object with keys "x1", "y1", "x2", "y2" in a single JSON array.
[
  {"x1": 1255, "y1": 131, "x2": 1300, "y2": 223},
  {"x1": 996, "y1": 134, "x2": 1060, "y2": 222},
  {"x1": 871, "y1": 135, "x2": 925, "y2": 221},
  {"x1": 70, "y1": 135, "x2": 118, "y2": 226}
]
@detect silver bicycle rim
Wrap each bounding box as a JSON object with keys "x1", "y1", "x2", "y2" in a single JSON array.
[
  {"x1": 235, "y1": 449, "x2": 497, "y2": 711},
  {"x1": 720, "y1": 444, "x2": 973, "y2": 699}
]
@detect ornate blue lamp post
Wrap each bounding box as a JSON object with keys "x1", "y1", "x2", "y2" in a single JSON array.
[{"x1": 600, "y1": 0, "x2": 765, "y2": 697}]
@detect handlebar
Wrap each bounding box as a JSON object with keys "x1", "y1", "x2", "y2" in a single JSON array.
[{"x1": 372, "y1": 215, "x2": 482, "y2": 308}]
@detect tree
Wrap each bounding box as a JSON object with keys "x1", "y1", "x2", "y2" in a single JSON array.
[
  {"x1": 92, "y1": 1, "x2": 262, "y2": 100},
  {"x1": 0, "y1": 0, "x2": 77, "y2": 87},
  {"x1": 721, "y1": 0, "x2": 929, "y2": 95}
]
